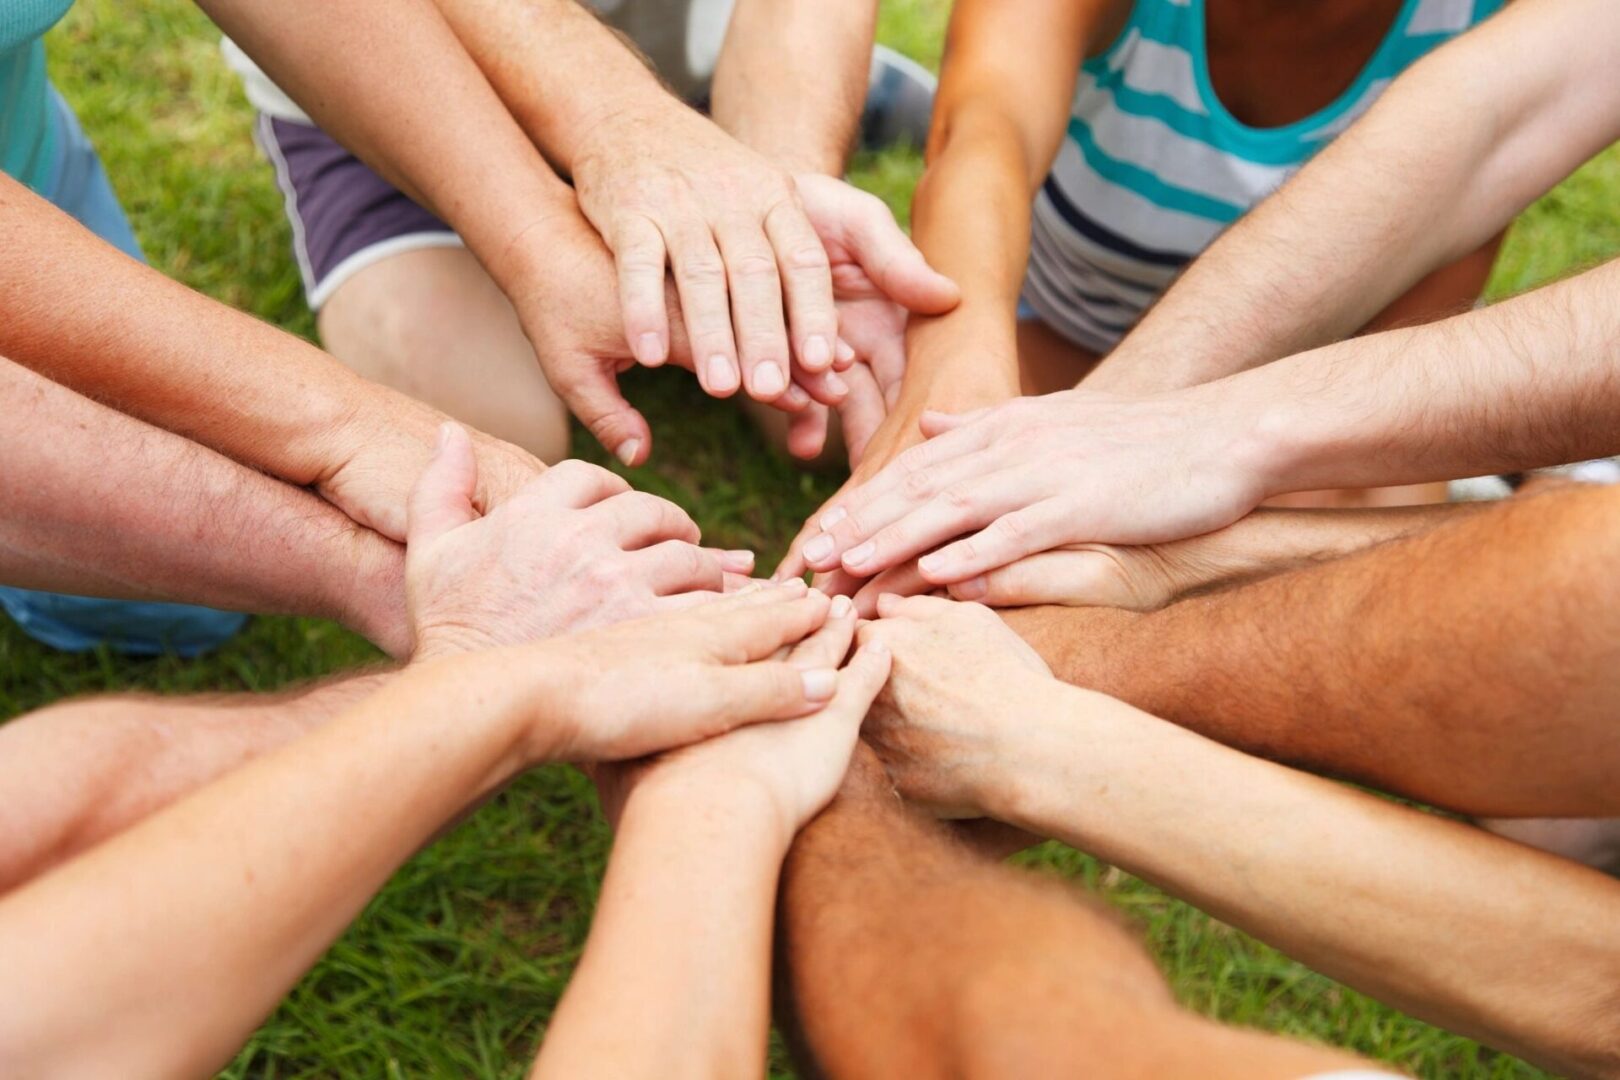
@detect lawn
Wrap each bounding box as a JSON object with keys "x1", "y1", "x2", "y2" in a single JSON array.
[{"x1": 7, "y1": 2, "x2": 1617, "y2": 1076}]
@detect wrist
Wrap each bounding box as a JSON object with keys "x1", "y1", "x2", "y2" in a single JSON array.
[
  {"x1": 333, "y1": 532, "x2": 410, "y2": 659},
  {"x1": 622, "y1": 768, "x2": 795, "y2": 857}
]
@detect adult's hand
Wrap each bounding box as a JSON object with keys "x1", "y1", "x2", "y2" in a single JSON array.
[
  {"x1": 790, "y1": 385, "x2": 1273, "y2": 588},
  {"x1": 596, "y1": 592, "x2": 891, "y2": 840},
  {"x1": 857, "y1": 594, "x2": 1055, "y2": 819},
  {"x1": 527, "y1": 582, "x2": 877, "y2": 766},
  {"x1": 404, "y1": 423, "x2": 750, "y2": 658}
]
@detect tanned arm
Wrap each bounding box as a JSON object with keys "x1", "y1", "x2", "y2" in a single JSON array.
[
  {"x1": 1089, "y1": 0, "x2": 1620, "y2": 391},
  {"x1": 1005, "y1": 484, "x2": 1620, "y2": 817}
]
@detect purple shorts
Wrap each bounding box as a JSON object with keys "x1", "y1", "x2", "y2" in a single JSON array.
[{"x1": 256, "y1": 115, "x2": 464, "y2": 310}]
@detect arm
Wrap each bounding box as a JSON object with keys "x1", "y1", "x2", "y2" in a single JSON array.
[
  {"x1": 1002, "y1": 484, "x2": 1620, "y2": 818},
  {"x1": 710, "y1": 0, "x2": 876, "y2": 174},
  {"x1": 776, "y1": 746, "x2": 1365, "y2": 1080},
  {"x1": 0, "y1": 583, "x2": 847, "y2": 1078},
  {"x1": 0, "y1": 355, "x2": 406, "y2": 653},
  {"x1": 858, "y1": 599, "x2": 1620, "y2": 1078},
  {"x1": 0, "y1": 173, "x2": 541, "y2": 541},
  {"x1": 1088, "y1": 0, "x2": 1620, "y2": 392},
  {"x1": 535, "y1": 599, "x2": 889, "y2": 1080}
]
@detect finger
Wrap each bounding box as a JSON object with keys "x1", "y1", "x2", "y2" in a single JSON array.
[
  {"x1": 850, "y1": 559, "x2": 931, "y2": 617},
  {"x1": 556, "y1": 363, "x2": 654, "y2": 467},
  {"x1": 657, "y1": 589, "x2": 725, "y2": 612},
  {"x1": 811, "y1": 566, "x2": 864, "y2": 598},
  {"x1": 919, "y1": 407, "x2": 986, "y2": 437},
  {"x1": 764, "y1": 199, "x2": 838, "y2": 375},
  {"x1": 589, "y1": 490, "x2": 702, "y2": 548},
  {"x1": 716, "y1": 224, "x2": 791, "y2": 404},
  {"x1": 833, "y1": 364, "x2": 887, "y2": 469},
  {"x1": 948, "y1": 549, "x2": 1124, "y2": 608},
  {"x1": 839, "y1": 191, "x2": 960, "y2": 314},
  {"x1": 722, "y1": 571, "x2": 756, "y2": 593},
  {"x1": 789, "y1": 361, "x2": 850, "y2": 407},
  {"x1": 666, "y1": 220, "x2": 742, "y2": 397},
  {"x1": 825, "y1": 639, "x2": 892, "y2": 721},
  {"x1": 407, "y1": 422, "x2": 480, "y2": 548},
  {"x1": 703, "y1": 548, "x2": 756, "y2": 576},
  {"x1": 530, "y1": 458, "x2": 632, "y2": 509},
  {"x1": 834, "y1": 336, "x2": 858, "y2": 372},
  {"x1": 787, "y1": 403, "x2": 831, "y2": 461},
  {"x1": 918, "y1": 502, "x2": 1074, "y2": 585},
  {"x1": 873, "y1": 592, "x2": 962, "y2": 621},
  {"x1": 786, "y1": 593, "x2": 857, "y2": 669},
  {"x1": 630, "y1": 540, "x2": 725, "y2": 596},
  {"x1": 709, "y1": 659, "x2": 840, "y2": 727},
  {"x1": 610, "y1": 215, "x2": 671, "y2": 367},
  {"x1": 838, "y1": 475, "x2": 1029, "y2": 579},
  {"x1": 698, "y1": 587, "x2": 831, "y2": 662}
]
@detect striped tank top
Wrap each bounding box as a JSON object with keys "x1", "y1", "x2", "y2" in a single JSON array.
[{"x1": 1023, "y1": 0, "x2": 1503, "y2": 355}]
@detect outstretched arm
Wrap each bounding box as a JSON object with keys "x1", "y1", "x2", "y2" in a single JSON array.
[
  {"x1": 0, "y1": 355, "x2": 405, "y2": 652},
  {"x1": 860, "y1": 599, "x2": 1620, "y2": 1080},
  {"x1": 1089, "y1": 0, "x2": 1620, "y2": 392},
  {"x1": 776, "y1": 747, "x2": 1369, "y2": 1080},
  {"x1": 1004, "y1": 484, "x2": 1620, "y2": 818}
]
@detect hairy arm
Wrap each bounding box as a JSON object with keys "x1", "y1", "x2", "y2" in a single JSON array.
[
  {"x1": 1006, "y1": 485, "x2": 1620, "y2": 817},
  {"x1": 710, "y1": 0, "x2": 876, "y2": 173},
  {"x1": 974, "y1": 678, "x2": 1620, "y2": 1078},
  {"x1": 0, "y1": 355, "x2": 405, "y2": 652},
  {"x1": 0, "y1": 652, "x2": 544, "y2": 1078},
  {"x1": 1089, "y1": 0, "x2": 1620, "y2": 391}
]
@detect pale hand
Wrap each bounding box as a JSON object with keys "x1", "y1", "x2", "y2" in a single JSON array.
[{"x1": 405, "y1": 423, "x2": 746, "y2": 658}]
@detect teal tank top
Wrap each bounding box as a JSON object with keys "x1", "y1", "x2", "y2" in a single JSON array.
[{"x1": 2, "y1": 0, "x2": 75, "y2": 192}]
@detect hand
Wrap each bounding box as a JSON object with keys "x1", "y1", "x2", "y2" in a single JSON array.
[
  {"x1": 792, "y1": 385, "x2": 1272, "y2": 588},
  {"x1": 532, "y1": 582, "x2": 883, "y2": 768},
  {"x1": 857, "y1": 594, "x2": 1054, "y2": 818},
  {"x1": 315, "y1": 388, "x2": 545, "y2": 542},
  {"x1": 596, "y1": 592, "x2": 892, "y2": 840},
  {"x1": 405, "y1": 423, "x2": 749, "y2": 657},
  {"x1": 572, "y1": 109, "x2": 856, "y2": 401}
]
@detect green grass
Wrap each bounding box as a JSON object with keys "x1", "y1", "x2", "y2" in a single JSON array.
[{"x1": 8, "y1": 2, "x2": 1618, "y2": 1076}]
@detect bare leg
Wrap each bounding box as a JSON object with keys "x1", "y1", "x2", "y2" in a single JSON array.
[
  {"x1": 317, "y1": 247, "x2": 571, "y2": 464},
  {"x1": 777, "y1": 748, "x2": 1374, "y2": 1080},
  {"x1": 1005, "y1": 484, "x2": 1620, "y2": 817}
]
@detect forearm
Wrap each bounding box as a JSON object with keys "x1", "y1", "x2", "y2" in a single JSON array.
[
  {"x1": 534, "y1": 777, "x2": 787, "y2": 1079},
  {"x1": 0, "y1": 356, "x2": 405, "y2": 652},
  {"x1": 1252, "y1": 260, "x2": 1620, "y2": 495},
  {"x1": 986, "y1": 681, "x2": 1620, "y2": 1077},
  {"x1": 0, "y1": 670, "x2": 394, "y2": 892},
  {"x1": 711, "y1": 0, "x2": 876, "y2": 172},
  {"x1": 1091, "y1": 0, "x2": 1620, "y2": 392},
  {"x1": 0, "y1": 651, "x2": 542, "y2": 1078},
  {"x1": 0, "y1": 176, "x2": 424, "y2": 487},
  {"x1": 1005, "y1": 486, "x2": 1620, "y2": 816},
  {"x1": 201, "y1": 0, "x2": 578, "y2": 283}
]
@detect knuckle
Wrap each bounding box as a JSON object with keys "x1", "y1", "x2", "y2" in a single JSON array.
[
  {"x1": 782, "y1": 243, "x2": 831, "y2": 274},
  {"x1": 938, "y1": 485, "x2": 976, "y2": 517},
  {"x1": 730, "y1": 251, "x2": 781, "y2": 280},
  {"x1": 677, "y1": 254, "x2": 728, "y2": 287}
]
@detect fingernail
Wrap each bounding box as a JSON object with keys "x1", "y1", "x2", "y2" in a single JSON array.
[
  {"x1": 824, "y1": 372, "x2": 849, "y2": 397},
  {"x1": 803, "y1": 335, "x2": 832, "y2": 370},
  {"x1": 615, "y1": 439, "x2": 642, "y2": 466},
  {"x1": 801, "y1": 668, "x2": 838, "y2": 701},
  {"x1": 876, "y1": 592, "x2": 899, "y2": 616},
  {"x1": 778, "y1": 577, "x2": 808, "y2": 591},
  {"x1": 722, "y1": 549, "x2": 756, "y2": 572},
  {"x1": 835, "y1": 337, "x2": 857, "y2": 364},
  {"x1": 635, "y1": 332, "x2": 665, "y2": 366},
  {"x1": 708, "y1": 354, "x2": 739, "y2": 393},
  {"x1": 781, "y1": 383, "x2": 810, "y2": 409},
  {"x1": 865, "y1": 639, "x2": 889, "y2": 657},
  {"x1": 434, "y1": 421, "x2": 454, "y2": 450},
  {"x1": 820, "y1": 507, "x2": 848, "y2": 531},
  {"x1": 752, "y1": 363, "x2": 787, "y2": 398},
  {"x1": 830, "y1": 594, "x2": 854, "y2": 618},
  {"x1": 918, "y1": 553, "x2": 944, "y2": 576},
  {"x1": 802, "y1": 535, "x2": 834, "y2": 564},
  {"x1": 954, "y1": 575, "x2": 987, "y2": 600},
  {"x1": 844, "y1": 541, "x2": 876, "y2": 569}
]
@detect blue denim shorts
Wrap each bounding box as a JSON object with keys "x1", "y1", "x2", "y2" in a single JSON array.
[{"x1": 0, "y1": 88, "x2": 247, "y2": 656}]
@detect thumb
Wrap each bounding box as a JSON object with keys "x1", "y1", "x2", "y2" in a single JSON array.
[
  {"x1": 408, "y1": 422, "x2": 480, "y2": 548},
  {"x1": 559, "y1": 361, "x2": 654, "y2": 467},
  {"x1": 847, "y1": 204, "x2": 961, "y2": 315}
]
